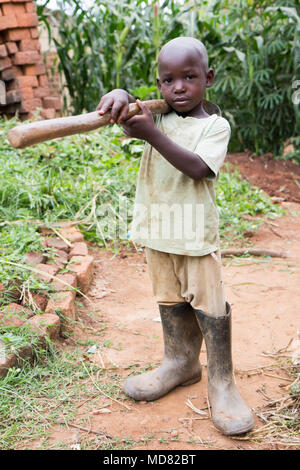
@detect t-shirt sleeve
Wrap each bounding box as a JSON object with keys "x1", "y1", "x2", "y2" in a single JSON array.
[{"x1": 194, "y1": 117, "x2": 231, "y2": 177}]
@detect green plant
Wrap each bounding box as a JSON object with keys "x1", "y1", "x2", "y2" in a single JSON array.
[
  {"x1": 204, "y1": 0, "x2": 300, "y2": 154},
  {"x1": 40, "y1": 0, "x2": 190, "y2": 114},
  {"x1": 38, "y1": 0, "x2": 299, "y2": 154}
]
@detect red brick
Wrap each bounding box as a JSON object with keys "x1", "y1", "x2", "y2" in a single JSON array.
[
  {"x1": 38, "y1": 74, "x2": 48, "y2": 87},
  {"x1": 51, "y1": 273, "x2": 77, "y2": 292},
  {"x1": 23, "y1": 64, "x2": 35, "y2": 75},
  {"x1": 1, "y1": 65, "x2": 22, "y2": 80},
  {"x1": 2, "y1": 3, "x2": 25, "y2": 15},
  {"x1": 43, "y1": 96, "x2": 62, "y2": 110},
  {"x1": 14, "y1": 75, "x2": 38, "y2": 87},
  {"x1": 0, "y1": 43, "x2": 7, "y2": 57},
  {"x1": 0, "y1": 14, "x2": 17, "y2": 30},
  {"x1": 45, "y1": 237, "x2": 70, "y2": 252},
  {"x1": 19, "y1": 38, "x2": 40, "y2": 51},
  {"x1": 46, "y1": 248, "x2": 68, "y2": 269},
  {"x1": 25, "y1": 252, "x2": 46, "y2": 266},
  {"x1": 19, "y1": 97, "x2": 42, "y2": 112},
  {"x1": 25, "y1": 2, "x2": 36, "y2": 13},
  {"x1": 0, "y1": 342, "x2": 34, "y2": 378},
  {"x1": 30, "y1": 26, "x2": 38, "y2": 38},
  {"x1": 27, "y1": 313, "x2": 61, "y2": 341},
  {"x1": 0, "y1": 55, "x2": 11, "y2": 70},
  {"x1": 4, "y1": 27, "x2": 31, "y2": 41},
  {"x1": 33, "y1": 86, "x2": 49, "y2": 98},
  {"x1": 0, "y1": 351, "x2": 17, "y2": 379},
  {"x1": 0, "y1": 302, "x2": 34, "y2": 327},
  {"x1": 34, "y1": 263, "x2": 59, "y2": 283},
  {"x1": 45, "y1": 291, "x2": 76, "y2": 332},
  {"x1": 58, "y1": 227, "x2": 84, "y2": 243},
  {"x1": 35, "y1": 293, "x2": 49, "y2": 311},
  {"x1": 69, "y1": 242, "x2": 89, "y2": 257},
  {"x1": 24, "y1": 63, "x2": 46, "y2": 76},
  {"x1": 69, "y1": 255, "x2": 94, "y2": 294},
  {"x1": 20, "y1": 86, "x2": 34, "y2": 100},
  {"x1": 13, "y1": 50, "x2": 40, "y2": 65},
  {"x1": 6, "y1": 41, "x2": 18, "y2": 54},
  {"x1": 35, "y1": 62, "x2": 46, "y2": 75},
  {"x1": 39, "y1": 108, "x2": 56, "y2": 119},
  {"x1": 16, "y1": 12, "x2": 38, "y2": 28}
]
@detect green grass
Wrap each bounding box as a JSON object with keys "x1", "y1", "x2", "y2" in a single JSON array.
[
  {"x1": 0, "y1": 340, "x2": 129, "y2": 450},
  {"x1": 0, "y1": 324, "x2": 42, "y2": 356},
  {"x1": 217, "y1": 163, "x2": 283, "y2": 246}
]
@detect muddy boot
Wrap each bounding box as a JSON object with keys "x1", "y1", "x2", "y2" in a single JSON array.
[
  {"x1": 194, "y1": 303, "x2": 254, "y2": 435},
  {"x1": 124, "y1": 302, "x2": 203, "y2": 401}
]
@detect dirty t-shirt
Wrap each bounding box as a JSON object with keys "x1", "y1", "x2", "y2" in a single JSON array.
[{"x1": 129, "y1": 104, "x2": 231, "y2": 256}]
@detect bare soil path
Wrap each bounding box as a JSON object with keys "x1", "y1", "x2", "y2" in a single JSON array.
[{"x1": 35, "y1": 154, "x2": 300, "y2": 450}]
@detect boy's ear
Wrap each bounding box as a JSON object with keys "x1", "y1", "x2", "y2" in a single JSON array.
[
  {"x1": 156, "y1": 77, "x2": 162, "y2": 91},
  {"x1": 206, "y1": 68, "x2": 215, "y2": 88}
]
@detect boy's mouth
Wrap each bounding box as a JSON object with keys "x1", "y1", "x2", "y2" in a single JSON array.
[
  {"x1": 173, "y1": 97, "x2": 190, "y2": 102},
  {"x1": 173, "y1": 98, "x2": 191, "y2": 106}
]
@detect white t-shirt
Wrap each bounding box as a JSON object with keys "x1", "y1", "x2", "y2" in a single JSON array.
[{"x1": 129, "y1": 103, "x2": 231, "y2": 256}]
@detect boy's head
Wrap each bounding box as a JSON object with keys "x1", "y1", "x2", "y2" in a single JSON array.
[{"x1": 157, "y1": 37, "x2": 214, "y2": 118}]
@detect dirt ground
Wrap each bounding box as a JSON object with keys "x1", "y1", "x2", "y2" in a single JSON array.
[
  {"x1": 227, "y1": 152, "x2": 300, "y2": 203},
  {"x1": 42, "y1": 153, "x2": 300, "y2": 450}
]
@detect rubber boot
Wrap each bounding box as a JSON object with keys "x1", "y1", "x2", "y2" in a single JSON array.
[
  {"x1": 124, "y1": 302, "x2": 203, "y2": 401},
  {"x1": 194, "y1": 303, "x2": 254, "y2": 435}
]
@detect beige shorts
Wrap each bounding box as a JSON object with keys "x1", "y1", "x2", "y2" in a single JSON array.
[{"x1": 145, "y1": 247, "x2": 226, "y2": 317}]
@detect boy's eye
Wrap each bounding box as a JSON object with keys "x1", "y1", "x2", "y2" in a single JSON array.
[
  {"x1": 186, "y1": 74, "x2": 195, "y2": 80},
  {"x1": 163, "y1": 77, "x2": 172, "y2": 83}
]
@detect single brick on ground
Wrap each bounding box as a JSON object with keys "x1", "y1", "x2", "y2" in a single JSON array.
[
  {"x1": 45, "y1": 291, "x2": 77, "y2": 336},
  {"x1": 34, "y1": 263, "x2": 59, "y2": 283},
  {"x1": 69, "y1": 242, "x2": 89, "y2": 257},
  {"x1": 51, "y1": 273, "x2": 77, "y2": 292},
  {"x1": 69, "y1": 255, "x2": 94, "y2": 294},
  {"x1": 58, "y1": 227, "x2": 84, "y2": 243},
  {"x1": 0, "y1": 302, "x2": 34, "y2": 327},
  {"x1": 27, "y1": 313, "x2": 60, "y2": 343},
  {"x1": 45, "y1": 237, "x2": 70, "y2": 252}
]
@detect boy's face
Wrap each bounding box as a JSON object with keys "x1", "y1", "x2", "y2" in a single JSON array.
[{"x1": 157, "y1": 47, "x2": 214, "y2": 118}]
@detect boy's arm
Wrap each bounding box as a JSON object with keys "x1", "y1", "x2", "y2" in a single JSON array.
[
  {"x1": 97, "y1": 89, "x2": 136, "y2": 124},
  {"x1": 122, "y1": 100, "x2": 211, "y2": 180}
]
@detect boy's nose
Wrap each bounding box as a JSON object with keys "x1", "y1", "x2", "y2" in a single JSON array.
[{"x1": 174, "y1": 79, "x2": 185, "y2": 93}]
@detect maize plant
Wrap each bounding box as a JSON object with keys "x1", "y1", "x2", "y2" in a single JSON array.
[{"x1": 38, "y1": 0, "x2": 299, "y2": 154}]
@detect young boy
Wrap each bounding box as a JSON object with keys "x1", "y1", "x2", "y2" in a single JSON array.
[{"x1": 97, "y1": 37, "x2": 254, "y2": 436}]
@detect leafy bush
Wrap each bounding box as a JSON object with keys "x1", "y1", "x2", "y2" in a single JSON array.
[{"x1": 38, "y1": 0, "x2": 299, "y2": 155}]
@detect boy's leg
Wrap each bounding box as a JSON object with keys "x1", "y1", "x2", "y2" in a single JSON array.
[
  {"x1": 188, "y1": 252, "x2": 254, "y2": 435},
  {"x1": 144, "y1": 247, "x2": 185, "y2": 305},
  {"x1": 123, "y1": 248, "x2": 203, "y2": 401},
  {"x1": 172, "y1": 250, "x2": 226, "y2": 316}
]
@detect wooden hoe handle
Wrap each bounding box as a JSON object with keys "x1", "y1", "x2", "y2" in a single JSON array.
[{"x1": 7, "y1": 99, "x2": 171, "y2": 149}]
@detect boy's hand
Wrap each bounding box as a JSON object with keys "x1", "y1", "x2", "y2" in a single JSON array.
[
  {"x1": 96, "y1": 89, "x2": 132, "y2": 124},
  {"x1": 121, "y1": 100, "x2": 156, "y2": 141}
]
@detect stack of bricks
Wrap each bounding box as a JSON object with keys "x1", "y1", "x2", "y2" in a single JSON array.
[
  {"x1": 0, "y1": 0, "x2": 62, "y2": 120},
  {"x1": 0, "y1": 226, "x2": 95, "y2": 377}
]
